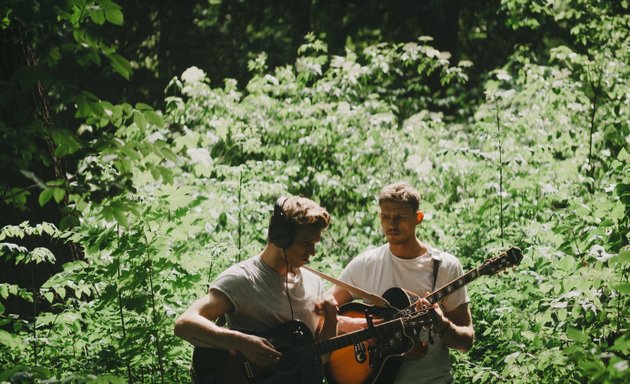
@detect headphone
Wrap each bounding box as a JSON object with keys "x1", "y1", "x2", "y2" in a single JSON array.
[{"x1": 268, "y1": 197, "x2": 296, "y2": 249}]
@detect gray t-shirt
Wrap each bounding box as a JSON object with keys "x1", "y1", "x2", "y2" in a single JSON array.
[
  {"x1": 339, "y1": 244, "x2": 469, "y2": 384},
  {"x1": 211, "y1": 255, "x2": 323, "y2": 334}
]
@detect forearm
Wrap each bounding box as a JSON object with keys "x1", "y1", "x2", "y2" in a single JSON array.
[
  {"x1": 336, "y1": 315, "x2": 369, "y2": 334},
  {"x1": 174, "y1": 313, "x2": 247, "y2": 349},
  {"x1": 437, "y1": 319, "x2": 474, "y2": 352}
]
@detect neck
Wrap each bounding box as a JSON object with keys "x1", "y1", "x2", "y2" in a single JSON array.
[
  {"x1": 260, "y1": 243, "x2": 292, "y2": 275},
  {"x1": 388, "y1": 238, "x2": 427, "y2": 260}
]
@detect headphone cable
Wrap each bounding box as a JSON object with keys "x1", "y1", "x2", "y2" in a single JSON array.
[{"x1": 283, "y1": 248, "x2": 295, "y2": 320}]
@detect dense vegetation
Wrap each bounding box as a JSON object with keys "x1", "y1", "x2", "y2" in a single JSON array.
[{"x1": 1, "y1": 0, "x2": 628, "y2": 383}]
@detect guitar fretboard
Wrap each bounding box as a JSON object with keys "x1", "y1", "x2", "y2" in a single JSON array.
[
  {"x1": 394, "y1": 268, "x2": 481, "y2": 318},
  {"x1": 299, "y1": 318, "x2": 406, "y2": 358},
  {"x1": 426, "y1": 268, "x2": 480, "y2": 304}
]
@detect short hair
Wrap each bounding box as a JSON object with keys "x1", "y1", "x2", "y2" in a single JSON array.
[
  {"x1": 268, "y1": 196, "x2": 330, "y2": 245},
  {"x1": 378, "y1": 182, "x2": 420, "y2": 212}
]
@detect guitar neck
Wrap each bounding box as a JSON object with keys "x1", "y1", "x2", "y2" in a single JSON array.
[
  {"x1": 426, "y1": 267, "x2": 481, "y2": 305},
  {"x1": 300, "y1": 318, "x2": 405, "y2": 358}
]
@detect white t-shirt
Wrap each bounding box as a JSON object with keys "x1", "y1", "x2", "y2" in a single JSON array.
[
  {"x1": 339, "y1": 244, "x2": 469, "y2": 384},
  {"x1": 210, "y1": 255, "x2": 323, "y2": 334}
]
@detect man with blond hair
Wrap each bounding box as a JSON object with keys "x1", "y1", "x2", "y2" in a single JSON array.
[
  {"x1": 176, "y1": 195, "x2": 338, "y2": 382},
  {"x1": 330, "y1": 182, "x2": 474, "y2": 384}
]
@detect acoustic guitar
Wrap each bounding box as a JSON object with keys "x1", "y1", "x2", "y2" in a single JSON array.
[
  {"x1": 325, "y1": 246, "x2": 523, "y2": 384},
  {"x1": 191, "y1": 307, "x2": 437, "y2": 384}
]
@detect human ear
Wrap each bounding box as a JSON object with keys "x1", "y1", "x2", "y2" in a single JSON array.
[{"x1": 416, "y1": 211, "x2": 424, "y2": 224}]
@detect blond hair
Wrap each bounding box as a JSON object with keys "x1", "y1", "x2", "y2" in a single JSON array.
[
  {"x1": 378, "y1": 182, "x2": 420, "y2": 211},
  {"x1": 281, "y1": 196, "x2": 330, "y2": 230}
]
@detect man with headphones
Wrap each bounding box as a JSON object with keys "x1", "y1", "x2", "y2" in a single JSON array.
[{"x1": 174, "y1": 195, "x2": 338, "y2": 379}]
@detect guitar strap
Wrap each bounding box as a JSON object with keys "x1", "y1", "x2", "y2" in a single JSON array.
[
  {"x1": 301, "y1": 265, "x2": 392, "y2": 308},
  {"x1": 432, "y1": 255, "x2": 441, "y2": 291}
]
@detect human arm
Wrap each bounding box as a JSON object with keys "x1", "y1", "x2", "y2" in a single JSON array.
[
  {"x1": 418, "y1": 299, "x2": 474, "y2": 352},
  {"x1": 326, "y1": 285, "x2": 374, "y2": 334},
  {"x1": 173, "y1": 288, "x2": 282, "y2": 366},
  {"x1": 313, "y1": 295, "x2": 338, "y2": 341}
]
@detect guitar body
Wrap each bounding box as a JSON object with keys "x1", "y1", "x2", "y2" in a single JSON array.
[
  {"x1": 191, "y1": 320, "x2": 323, "y2": 384},
  {"x1": 326, "y1": 287, "x2": 421, "y2": 384}
]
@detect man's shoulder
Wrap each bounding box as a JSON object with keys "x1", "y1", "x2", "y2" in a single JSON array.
[
  {"x1": 427, "y1": 246, "x2": 461, "y2": 266},
  {"x1": 357, "y1": 243, "x2": 389, "y2": 260},
  {"x1": 217, "y1": 256, "x2": 262, "y2": 280},
  {"x1": 343, "y1": 244, "x2": 388, "y2": 271}
]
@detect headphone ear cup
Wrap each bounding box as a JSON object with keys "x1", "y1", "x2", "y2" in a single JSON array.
[
  {"x1": 269, "y1": 198, "x2": 295, "y2": 249},
  {"x1": 270, "y1": 222, "x2": 292, "y2": 249}
]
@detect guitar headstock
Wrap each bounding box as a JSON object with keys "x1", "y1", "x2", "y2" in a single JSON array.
[{"x1": 478, "y1": 246, "x2": 523, "y2": 276}]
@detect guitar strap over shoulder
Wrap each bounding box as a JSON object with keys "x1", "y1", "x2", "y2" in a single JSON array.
[{"x1": 432, "y1": 255, "x2": 441, "y2": 291}]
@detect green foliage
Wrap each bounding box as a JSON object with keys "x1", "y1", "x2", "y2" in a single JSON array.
[{"x1": 1, "y1": 1, "x2": 628, "y2": 383}]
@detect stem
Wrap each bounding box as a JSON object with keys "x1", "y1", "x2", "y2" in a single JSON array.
[
  {"x1": 494, "y1": 100, "x2": 505, "y2": 244},
  {"x1": 587, "y1": 67, "x2": 602, "y2": 189},
  {"x1": 144, "y1": 233, "x2": 165, "y2": 384},
  {"x1": 116, "y1": 225, "x2": 133, "y2": 383},
  {"x1": 237, "y1": 169, "x2": 243, "y2": 262},
  {"x1": 616, "y1": 269, "x2": 627, "y2": 336},
  {"x1": 31, "y1": 259, "x2": 38, "y2": 365}
]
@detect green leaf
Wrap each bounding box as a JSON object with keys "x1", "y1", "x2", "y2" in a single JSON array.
[
  {"x1": 612, "y1": 283, "x2": 630, "y2": 294},
  {"x1": 43, "y1": 291, "x2": 54, "y2": 303},
  {"x1": 53, "y1": 188, "x2": 65, "y2": 203},
  {"x1": 567, "y1": 327, "x2": 589, "y2": 343},
  {"x1": 144, "y1": 110, "x2": 164, "y2": 127},
  {"x1": 0, "y1": 329, "x2": 24, "y2": 350},
  {"x1": 105, "y1": 8, "x2": 124, "y2": 25},
  {"x1": 112, "y1": 207, "x2": 129, "y2": 228},
  {"x1": 53, "y1": 286, "x2": 66, "y2": 299},
  {"x1": 160, "y1": 147, "x2": 179, "y2": 163},
  {"x1": 159, "y1": 166, "x2": 174, "y2": 184},
  {"x1": 0, "y1": 284, "x2": 8, "y2": 299},
  {"x1": 133, "y1": 110, "x2": 147, "y2": 130},
  {"x1": 109, "y1": 53, "x2": 132, "y2": 80},
  {"x1": 89, "y1": 9, "x2": 106, "y2": 25},
  {"x1": 39, "y1": 188, "x2": 54, "y2": 206}
]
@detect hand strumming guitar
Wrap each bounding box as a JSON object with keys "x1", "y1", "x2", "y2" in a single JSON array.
[{"x1": 236, "y1": 332, "x2": 283, "y2": 367}]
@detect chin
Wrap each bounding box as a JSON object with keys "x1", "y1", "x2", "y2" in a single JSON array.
[{"x1": 387, "y1": 237, "x2": 406, "y2": 245}]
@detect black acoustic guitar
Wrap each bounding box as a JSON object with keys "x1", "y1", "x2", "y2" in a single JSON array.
[
  {"x1": 191, "y1": 308, "x2": 436, "y2": 384},
  {"x1": 325, "y1": 246, "x2": 523, "y2": 384}
]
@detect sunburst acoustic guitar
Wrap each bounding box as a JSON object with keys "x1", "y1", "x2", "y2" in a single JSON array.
[{"x1": 325, "y1": 246, "x2": 523, "y2": 384}]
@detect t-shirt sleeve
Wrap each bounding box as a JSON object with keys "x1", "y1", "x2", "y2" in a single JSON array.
[
  {"x1": 210, "y1": 270, "x2": 248, "y2": 314},
  {"x1": 338, "y1": 256, "x2": 365, "y2": 300},
  {"x1": 440, "y1": 257, "x2": 470, "y2": 313}
]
